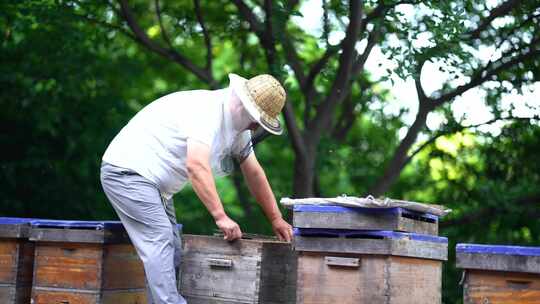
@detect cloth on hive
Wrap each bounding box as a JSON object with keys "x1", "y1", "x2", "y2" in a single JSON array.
[{"x1": 280, "y1": 195, "x2": 451, "y2": 217}]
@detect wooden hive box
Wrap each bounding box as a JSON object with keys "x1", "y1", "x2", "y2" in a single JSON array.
[
  {"x1": 456, "y1": 243, "x2": 540, "y2": 304},
  {"x1": 179, "y1": 234, "x2": 297, "y2": 304},
  {"x1": 0, "y1": 217, "x2": 36, "y2": 304},
  {"x1": 294, "y1": 228, "x2": 448, "y2": 304},
  {"x1": 29, "y1": 220, "x2": 158, "y2": 304},
  {"x1": 293, "y1": 204, "x2": 439, "y2": 235}
]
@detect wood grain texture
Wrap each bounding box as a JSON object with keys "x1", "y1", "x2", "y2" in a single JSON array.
[
  {"x1": 0, "y1": 225, "x2": 30, "y2": 239},
  {"x1": 16, "y1": 241, "x2": 34, "y2": 287},
  {"x1": 457, "y1": 252, "x2": 540, "y2": 274},
  {"x1": 32, "y1": 288, "x2": 100, "y2": 304},
  {"x1": 33, "y1": 242, "x2": 102, "y2": 290},
  {"x1": 180, "y1": 235, "x2": 297, "y2": 304},
  {"x1": 32, "y1": 241, "x2": 148, "y2": 303},
  {"x1": 293, "y1": 210, "x2": 438, "y2": 235},
  {"x1": 101, "y1": 289, "x2": 147, "y2": 304},
  {"x1": 259, "y1": 242, "x2": 297, "y2": 304},
  {"x1": 464, "y1": 269, "x2": 540, "y2": 304},
  {"x1": 387, "y1": 256, "x2": 441, "y2": 304},
  {"x1": 0, "y1": 286, "x2": 32, "y2": 304},
  {"x1": 0, "y1": 240, "x2": 18, "y2": 283},
  {"x1": 30, "y1": 228, "x2": 131, "y2": 244},
  {"x1": 296, "y1": 252, "x2": 387, "y2": 304},
  {"x1": 102, "y1": 244, "x2": 146, "y2": 290},
  {"x1": 294, "y1": 236, "x2": 448, "y2": 260},
  {"x1": 296, "y1": 252, "x2": 442, "y2": 304},
  {"x1": 0, "y1": 239, "x2": 34, "y2": 304}
]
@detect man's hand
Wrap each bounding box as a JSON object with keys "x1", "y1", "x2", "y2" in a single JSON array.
[
  {"x1": 271, "y1": 217, "x2": 293, "y2": 242},
  {"x1": 216, "y1": 215, "x2": 243, "y2": 241}
]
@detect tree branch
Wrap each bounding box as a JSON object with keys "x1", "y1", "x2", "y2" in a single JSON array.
[
  {"x1": 68, "y1": 11, "x2": 135, "y2": 40},
  {"x1": 117, "y1": 0, "x2": 217, "y2": 87},
  {"x1": 331, "y1": 92, "x2": 360, "y2": 141},
  {"x1": 322, "y1": 0, "x2": 330, "y2": 45},
  {"x1": 232, "y1": 0, "x2": 265, "y2": 38},
  {"x1": 154, "y1": 0, "x2": 174, "y2": 50},
  {"x1": 468, "y1": 0, "x2": 522, "y2": 39},
  {"x1": 282, "y1": 35, "x2": 307, "y2": 87},
  {"x1": 193, "y1": 0, "x2": 213, "y2": 71},
  {"x1": 311, "y1": 0, "x2": 363, "y2": 137},
  {"x1": 283, "y1": 100, "x2": 306, "y2": 157},
  {"x1": 367, "y1": 104, "x2": 431, "y2": 196},
  {"x1": 302, "y1": 47, "x2": 337, "y2": 124},
  {"x1": 434, "y1": 47, "x2": 540, "y2": 107}
]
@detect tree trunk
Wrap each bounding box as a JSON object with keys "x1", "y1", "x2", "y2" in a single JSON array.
[
  {"x1": 292, "y1": 145, "x2": 317, "y2": 198},
  {"x1": 367, "y1": 106, "x2": 431, "y2": 196}
]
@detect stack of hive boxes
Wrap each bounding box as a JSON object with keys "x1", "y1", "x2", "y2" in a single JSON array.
[
  {"x1": 456, "y1": 243, "x2": 540, "y2": 303},
  {"x1": 292, "y1": 201, "x2": 448, "y2": 304},
  {"x1": 29, "y1": 219, "x2": 156, "y2": 304},
  {"x1": 0, "y1": 218, "x2": 36, "y2": 304}
]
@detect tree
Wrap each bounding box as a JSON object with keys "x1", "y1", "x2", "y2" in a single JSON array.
[
  {"x1": 390, "y1": 120, "x2": 540, "y2": 302},
  {"x1": 59, "y1": 0, "x2": 540, "y2": 198}
]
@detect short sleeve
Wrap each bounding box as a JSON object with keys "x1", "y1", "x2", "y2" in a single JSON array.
[{"x1": 232, "y1": 130, "x2": 253, "y2": 163}]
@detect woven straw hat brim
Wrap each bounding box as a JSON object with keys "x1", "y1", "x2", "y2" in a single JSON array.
[{"x1": 229, "y1": 73, "x2": 283, "y2": 135}]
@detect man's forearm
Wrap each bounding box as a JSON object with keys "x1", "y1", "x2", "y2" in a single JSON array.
[
  {"x1": 244, "y1": 168, "x2": 282, "y2": 222},
  {"x1": 188, "y1": 165, "x2": 226, "y2": 220}
]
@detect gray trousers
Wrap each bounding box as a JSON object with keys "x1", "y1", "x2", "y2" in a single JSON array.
[{"x1": 100, "y1": 162, "x2": 187, "y2": 304}]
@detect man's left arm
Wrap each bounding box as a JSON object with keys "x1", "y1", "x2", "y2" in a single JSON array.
[{"x1": 239, "y1": 153, "x2": 293, "y2": 242}]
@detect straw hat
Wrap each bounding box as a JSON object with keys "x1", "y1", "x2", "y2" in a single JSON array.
[{"x1": 229, "y1": 73, "x2": 286, "y2": 135}]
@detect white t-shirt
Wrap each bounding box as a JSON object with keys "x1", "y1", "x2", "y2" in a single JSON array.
[{"x1": 102, "y1": 87, "x2": 253, "y2": 199}]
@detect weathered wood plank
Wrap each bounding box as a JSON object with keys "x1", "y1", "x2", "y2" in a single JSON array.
[
  {"x1": 0, "y1": 239, "x2": 35, "y2": 303},
  {"x1": 0, "y1": 240, "x2": 18, "y2": 284},
  {"x1": 184, "y1": 295, "x2": 255, "y2": 304},
  {"x1": 293, "y1": 206, "x2": 438, "y2": 235},
  {"x1": 296, "y1": 252, "x2": 442, "y2": 304},
  {"x1": 296, "y1": 252, "x2": 388, "y2": 304},
  {"x1": 0, "y1": 226, "x2": 30, "y2": 239},
  {"x1": 180, "y1": 253, "x2": 261, "y2": 302},
  {"x1": 32, "y1": 288, "x2": 100, "y2": 304},
  {"x1": 0, "y1": 286, "x2": 32, "y2": 304},
  {"x1": 29, "y1": 228, "x2": 130, "y2": 244},
  {"x1": 387, "y1": 256, "x2": 441, "y2": 304},
  {"x1": 259, "y1": 242, "x2": 297, "y2": 304},
  {"x1": 294, "y1": 211, "x2": 399, "y2": 230},
  {"x1": 457, "y1": 252, "x2": 540, "y2": 274},
  {"x1": 102, "y1": 244, "x2": 146, "y2": 290},
  {"x1": 16, "y1": 241, "x2": 34, "y2": 287},
  {"x1": 101, "y1": 289, "x2": 147, "y2": 304},
  {"x1": 182, "y1": 235, "x2": 263, "y2": 257},
  {"x1": 0, "y1": 285, "x2": 16, "y2": 303},
  {"x1": 464, "y1": 269, "x2": 540, "y2": 304},
  {"x1": 181, "y1": 235, "x2": 296, "y2": 304},
  {"x1": 30, "y1": 228, "x2": 108, "y2": 244},
  {"x1": 294, "y1": 236, "x2": 448, "y2": 261},
  {"x1": 397, "y1": 216, "x2": 438, "y2": 235}
]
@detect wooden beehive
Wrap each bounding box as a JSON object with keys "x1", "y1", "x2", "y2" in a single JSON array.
[
  {"x1": 0, "y1": 217, "x2": 36, "y2": 304},
  {"x1": 179, "y1": 234, "x2": 297, "y2": 304},
  {"x1": 294, "y1": 228, "x2": 448, "y2": 304},
  {"x1": 29, "y1": 220, "x2": 150, "y2": 304},
  {"x1": 293, "y1": 205, "x2": 439, "y2": 235},
  {"x1": 456, "y1": 243, "x2": 540, "y2": 304}
]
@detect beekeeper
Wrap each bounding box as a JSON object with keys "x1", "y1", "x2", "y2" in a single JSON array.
[{"x1": 100, "y1": 74, "x2": 293, "y2": 304}]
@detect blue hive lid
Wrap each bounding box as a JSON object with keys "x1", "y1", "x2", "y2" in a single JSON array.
[{"x1": 457, "y1": 243, "x2": 540, "y2": 257}]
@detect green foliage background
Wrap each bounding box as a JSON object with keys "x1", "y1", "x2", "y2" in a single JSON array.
[{"x1": 1, "y1": 1, "x2": 539, "y2": 303}]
